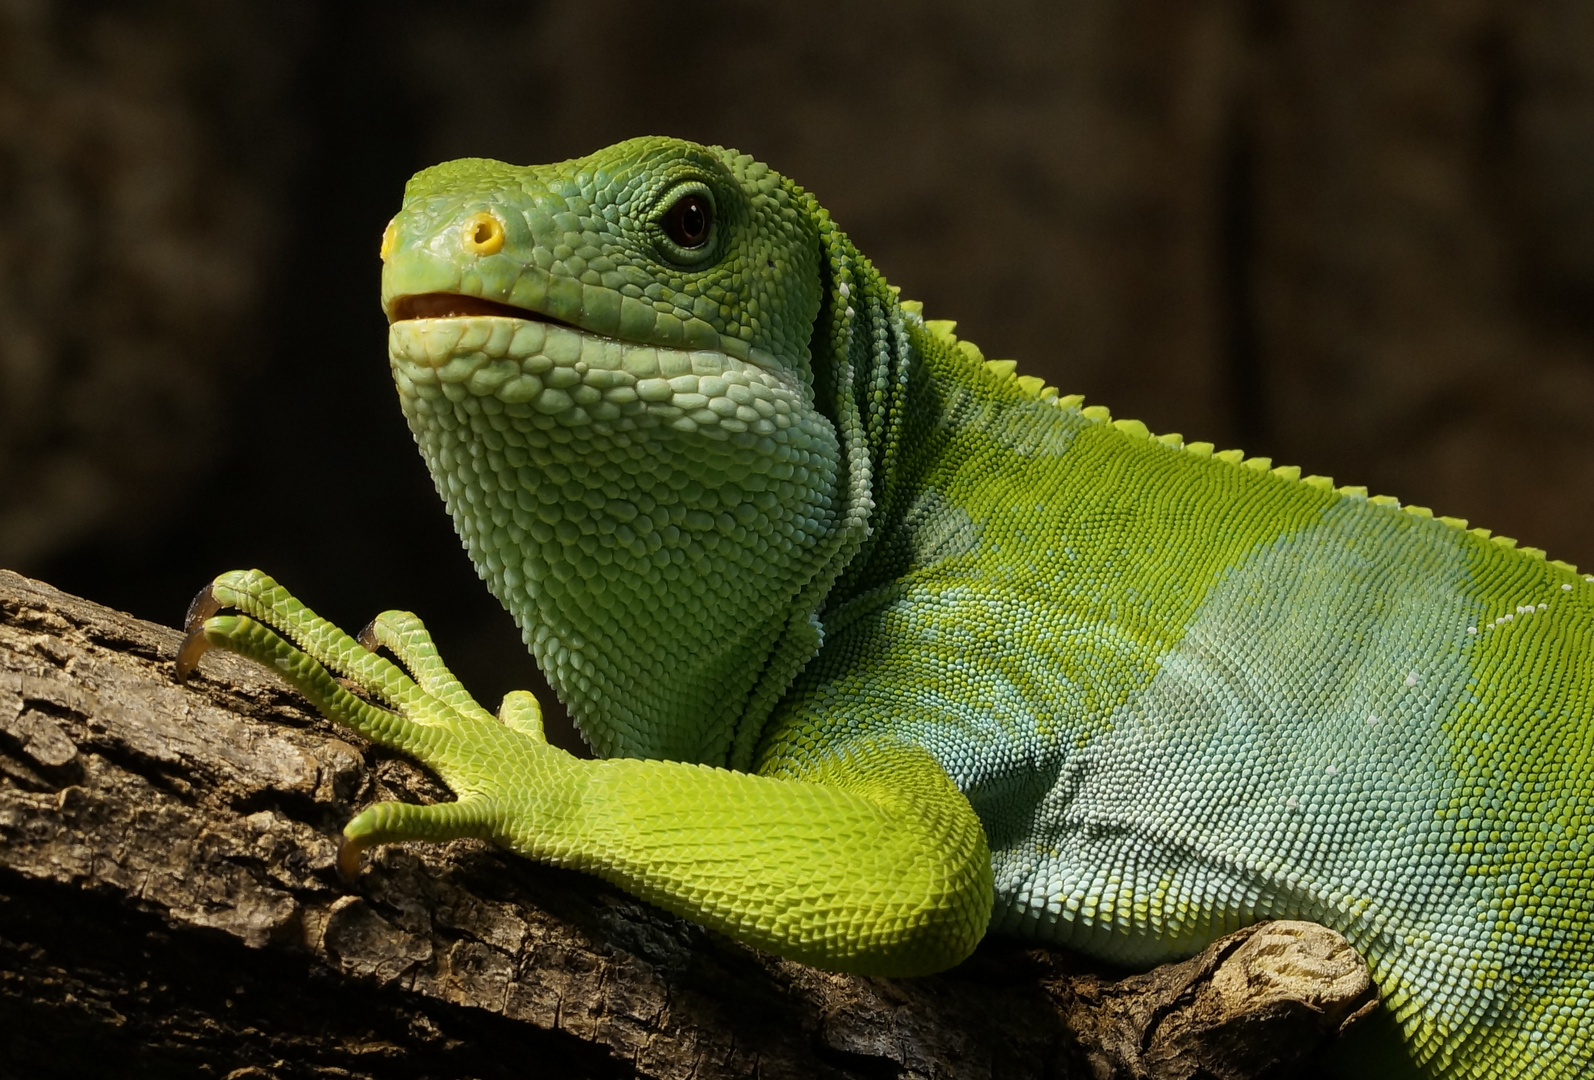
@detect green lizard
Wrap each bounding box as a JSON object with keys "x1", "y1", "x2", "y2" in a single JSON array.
[{"x1": 177, "y1": 137, "x2": 1593, "y2": 1078}]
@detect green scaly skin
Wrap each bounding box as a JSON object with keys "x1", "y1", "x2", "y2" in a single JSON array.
[{"x1": 182, "y1": 137, "x2": 1593, "y2": 1076}]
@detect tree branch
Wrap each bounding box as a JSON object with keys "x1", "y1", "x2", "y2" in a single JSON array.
[{"x1": 0, "y1": 569, "x2": 1375, "y2": 1079}]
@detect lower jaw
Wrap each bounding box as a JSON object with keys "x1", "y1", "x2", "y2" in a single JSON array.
[{"x1": 388, "y1": 315, "x2": 804, "y2": 441}]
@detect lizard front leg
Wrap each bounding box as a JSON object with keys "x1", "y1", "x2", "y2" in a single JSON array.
[{"x1": 178, "y1": 570, "x2": 994, "y2": 976}]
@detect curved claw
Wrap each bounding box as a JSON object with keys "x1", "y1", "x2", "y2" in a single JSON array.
[
  {"x1": 184, "y1": 581, "x2": 224, "y2": 632},
  {"x1": 175, "y1": 623, "x2": 214, "y2": 682},
  {"x1": 337, "y1": 834, "x2": 367, "y2": 883}
]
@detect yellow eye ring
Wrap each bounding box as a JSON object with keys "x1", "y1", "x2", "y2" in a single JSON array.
[
  {"x1": 462, "y1": 212, "x2": 505, "y2": 256},
  {"x1": 379, "y1": 219, "x2": 397, "y2": 262}
]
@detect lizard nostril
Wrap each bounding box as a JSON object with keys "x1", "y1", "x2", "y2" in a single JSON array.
[{"x1": 462, "y1": 212, "x2": 505, "y2": 255}]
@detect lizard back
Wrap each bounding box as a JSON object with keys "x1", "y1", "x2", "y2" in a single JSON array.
[{"x1": 758, "y1": 316, "x2": 1594, "y2": 1076}]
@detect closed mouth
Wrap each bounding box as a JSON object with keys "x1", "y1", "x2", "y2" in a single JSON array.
[{"x1": 387, "y1": 293, "x2": 578, "y2": 330}]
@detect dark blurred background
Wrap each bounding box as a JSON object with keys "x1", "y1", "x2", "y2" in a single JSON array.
[{"x1": 4, "y1": 0, "x2": 1593, "y2": 723}]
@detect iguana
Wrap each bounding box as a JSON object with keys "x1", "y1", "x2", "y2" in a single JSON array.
[{"x1": 177, "y1": 137, "x2": 1592, "y2": 1079}]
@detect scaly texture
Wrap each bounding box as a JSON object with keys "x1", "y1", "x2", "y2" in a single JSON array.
[{"x1": 186, "y1": 137, "x2": 1591, "y2": 1078}]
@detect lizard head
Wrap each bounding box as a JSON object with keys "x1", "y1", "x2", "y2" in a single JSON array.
[
  {"x1": 379, "y1": 137, "x2": 876, "y2": 765},
  {"x1": 381, "y1": 137, "x2": 825, "y2": 379}
]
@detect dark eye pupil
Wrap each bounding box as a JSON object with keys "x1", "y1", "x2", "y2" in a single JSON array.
[{"x1": 666, "y1": 194, "x2": 711, "y2": 248}]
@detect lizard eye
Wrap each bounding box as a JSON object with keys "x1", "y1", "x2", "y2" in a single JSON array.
[{"x1": 663, "y1": 193, "x2": 712, "y2": 248}]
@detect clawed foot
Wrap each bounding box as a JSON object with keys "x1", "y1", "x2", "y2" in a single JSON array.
[{"x1": 178, "y1": 569, "x2": 560, "y2": 878}]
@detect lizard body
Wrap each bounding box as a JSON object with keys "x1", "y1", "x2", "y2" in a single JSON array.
[{"x1": 182, "y1": 138, "x2": 1594, "y2": 1078}]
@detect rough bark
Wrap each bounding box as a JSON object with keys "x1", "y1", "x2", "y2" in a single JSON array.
[{"x1": 0, "y1": 569, "x2": 1376, "y2": 1079}]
